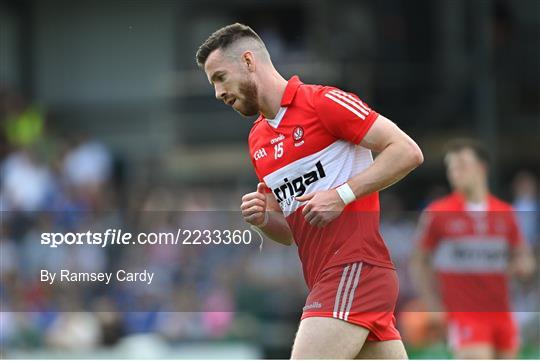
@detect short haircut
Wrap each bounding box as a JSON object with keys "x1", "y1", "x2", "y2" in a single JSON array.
[
  {"x1": 196, "y1": 23, "x2": 266, "y2": 68},
  {"x1": 444, "y1": 138, "x2": 490, "y2": 165}
]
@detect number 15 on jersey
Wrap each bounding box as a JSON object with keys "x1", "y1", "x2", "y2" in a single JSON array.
[{"x1": 274, "y1": 142, "x2": 284, "y2": 159}]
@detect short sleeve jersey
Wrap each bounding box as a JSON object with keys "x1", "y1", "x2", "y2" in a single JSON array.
[
  {"x1": 248, "y1": 76, "x2": 394, "y2": 289},
  {"x1": 416, "y1": 192, "x2": 524, "y2": 313}
]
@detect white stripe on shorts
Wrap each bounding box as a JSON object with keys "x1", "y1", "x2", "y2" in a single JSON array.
[
  {"x1": 344, "y1": 263, "x2": 363, "y2": 320},
  {"x1": 332, "y1": 262, "x2": 363, "y2": 320},
  {"x1": 333, "y1": 265, "x2": 350, "y2": 318},
  {"x1": 338, "y1": 263, "x2": 358, "y2": 319}
]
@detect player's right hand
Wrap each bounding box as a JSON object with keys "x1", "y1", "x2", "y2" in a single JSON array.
[{"x1": 241, "y1": 182, "x2": 267, "y2": 226}]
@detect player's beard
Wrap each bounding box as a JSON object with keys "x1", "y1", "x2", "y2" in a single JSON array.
[{"x1": 235, "y1": 79, "x2": 259, "y2": 117}]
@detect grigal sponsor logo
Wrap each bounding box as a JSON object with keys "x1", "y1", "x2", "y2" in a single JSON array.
[{"x1": 272, "y1": 161, "x2": 326, "y2": 204}]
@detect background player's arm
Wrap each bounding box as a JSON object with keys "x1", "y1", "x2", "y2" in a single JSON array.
[
  {"x1": 349, "y1": 115, "x2": 423, "y2": 198},
  {"x1": 241, "y1": 183, "x2": 293, "y2": 246},
  {"x1": 507, "y1": 211, "x2": 536, "y2": 279},
  {"x1": 410, "y1": 249, "x2": 444, "y2": 311},
  {"x1": 509, "y1": 243, "x2": 535, "y2": 279},
  {"x1": 411, "y1": 210, "x2": 444, "y2": 312}
]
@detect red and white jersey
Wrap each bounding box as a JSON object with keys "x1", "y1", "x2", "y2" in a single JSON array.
[
  {"x1": 417, "y1": 192, "x2": 524, "y2": 313},
  {"x1": 248, "y1": 76, "x2": 394, "y2": 289}
]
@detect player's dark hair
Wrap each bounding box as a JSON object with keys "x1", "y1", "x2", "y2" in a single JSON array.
[
  {"x1": 444, "y1": 138, "x2": 490, "y2": 165},
  {"x1": 196, "y1": 23, "x2": 265, "y2": 68}
]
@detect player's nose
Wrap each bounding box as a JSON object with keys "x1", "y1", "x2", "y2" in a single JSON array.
[{"x1": 215, "y1": 87, "x2": 226, "y2": 101}]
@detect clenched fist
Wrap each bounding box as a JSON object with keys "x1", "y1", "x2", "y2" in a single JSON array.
[
  {"x1": 241, "y1": 182, "x2": 268, "y2": 226},
  {"x1": 296, "y1": 189, "x2": 346, "y2": 227}
]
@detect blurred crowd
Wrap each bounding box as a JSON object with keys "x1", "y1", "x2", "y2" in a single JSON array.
[
  {"x1": 0, "y1": 88, "x2": 308, "y2": 356},
  {"x1": 1, "y1": 89, "x2": 539, "y2": 357}
]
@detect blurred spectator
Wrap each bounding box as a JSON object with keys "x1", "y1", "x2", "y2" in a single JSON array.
[
  {"x1": 510, "y1": 172, "x2": 540, "y2": 350},
  {"x1": 45, "y1": 312, "x2": 101, "y2": 351},
  {"x1": 2, "y1": 92, "x2": 44, "y2": 148},
  {"x1": 93, "y1": 297, "x2": 125, "y2": 346},
  {"x1": 201, "y1": 288, "x2": 235, "y2": 338},
  {"x1": 62, "y1": 136, "x2": 112, "y2": 208},
  {"x1": 0, "y1": 223, "x2": 18, "y2": 276},
  {"x1": 1, "y1": 151, "x2": 54, "y2": 212}
]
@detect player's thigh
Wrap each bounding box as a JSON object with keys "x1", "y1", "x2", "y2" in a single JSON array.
[
  {"x1": 454, "y1": 344, "x2": 495, "y2": 359},
  {"x1": 356, "y1": 340, "x2": 408, "y2": 359},
  {"x1": 291, "y1": 316, "x2": 369, "y2": 359}
]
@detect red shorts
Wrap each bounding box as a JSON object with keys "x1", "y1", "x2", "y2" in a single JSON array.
[
  {"x1": 447, "y1": 312, "x2": 519, "y2": 353},
  {"x1": 301, "y1": 262, "x2": 401, "y2": 341}
]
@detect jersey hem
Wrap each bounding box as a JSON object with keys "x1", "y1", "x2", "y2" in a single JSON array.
[
  {"x1": 324, "y1": 256, "x2": 395, "y2": 272},
  {"x1": 308, "y1": 256, "x2": 395, "y2": 290}
]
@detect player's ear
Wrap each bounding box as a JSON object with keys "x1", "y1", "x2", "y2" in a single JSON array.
[{"x1": 242, "y1": 51, "x2": 255, "y2": 72}]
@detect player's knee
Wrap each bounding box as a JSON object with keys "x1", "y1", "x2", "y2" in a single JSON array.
[{"x1": 454, "y1": 345, "x2": 494, "y2": 359}]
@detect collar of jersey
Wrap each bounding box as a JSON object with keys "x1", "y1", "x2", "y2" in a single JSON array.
[
  {"x1": 452, "y1": 191, "x2": 495, "y2": 211},
  {"x1": 266, "y1": 107, "x2": 287, "y2": 128},
  {"x1": 254, "y1": 75, "x2": 302, "y2": 125},
  {"x1": 281, "y1": 75, "x2": 302, "y2": 106}
]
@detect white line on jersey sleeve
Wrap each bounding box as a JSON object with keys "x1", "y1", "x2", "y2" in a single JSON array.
[
  {"x1": 324, "y1": 93, "x2": 366, "y2": 120},
  {"x1": 329, "y1": 90, "x2": 370, "y2": 115}
]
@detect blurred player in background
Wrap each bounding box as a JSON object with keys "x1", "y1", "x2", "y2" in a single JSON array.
[
  {"x1": 412, "y1": 138, "x2": 535, "y2": 359},
  {"x1": 196, "y1": 23, "x2": 423, "y2": 359}
]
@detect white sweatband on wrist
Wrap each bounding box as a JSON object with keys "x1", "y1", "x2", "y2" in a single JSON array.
[
  {"x1": 254, "y1": 211, "x2": 269, "y2": 228},
  {"x1": 336, "y1": 183, "x2": 356, "y2": 205}
]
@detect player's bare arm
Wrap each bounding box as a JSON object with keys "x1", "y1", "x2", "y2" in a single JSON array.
[
  {"x1": 353, "y1": 115, "x2": 424, "y2": 194},
  {"x1": 241, "y1": 182, "x2": 293, "y2": 246},
  {"x1": 509, "y1": 243, "x2": 536, "y2": 279},
  {"x1": 410, "y1": 249, "x2": 443, "y2": 311},
  {"x1": 297, "y1": 115, "x2": 423, "y2": 227}
]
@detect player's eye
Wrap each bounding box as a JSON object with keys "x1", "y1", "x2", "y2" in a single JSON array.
[{"x1": 211, "y1": 73, "x2": 225, "y2": 85}]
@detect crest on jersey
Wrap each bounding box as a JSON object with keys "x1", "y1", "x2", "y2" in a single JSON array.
[{"x1": 293, "y1": 126, "x2": 304, "y2": 141}]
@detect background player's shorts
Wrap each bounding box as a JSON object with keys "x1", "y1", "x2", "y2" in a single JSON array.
[
  {"x1": 301, "y1": 261, "x2": 401, "y2": 341},
  {"x1": 447, "y1": 312, "x2": 519, "y2": 353}
]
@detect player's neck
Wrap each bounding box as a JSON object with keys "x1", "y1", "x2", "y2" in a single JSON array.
[
  {"x1": 462, "y1": 184, "x2": 489, "y2": 203},
  {"x1": 258, "y1": 70, "x2": 288, "y2": 119}
]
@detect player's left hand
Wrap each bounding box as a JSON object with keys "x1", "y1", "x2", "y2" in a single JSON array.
[{"x1": 296, "y1": 189, "x2": 345, "y2": 227}]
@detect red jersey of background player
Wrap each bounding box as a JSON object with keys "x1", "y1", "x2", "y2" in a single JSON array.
[
  {"x1": 417, "y1": 191, "x2": 523, "y2": 314},
  {"x1": 249, "y1": 76, "x2": 394, "y2": 289}
]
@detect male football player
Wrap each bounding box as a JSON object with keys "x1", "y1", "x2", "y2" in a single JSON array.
[
  {"x1": 196, "y1": 23, "x2": 423, "y2": 359},
  {"x1": 412, "y1": 139, "x2": 535, "y2": 359}
]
